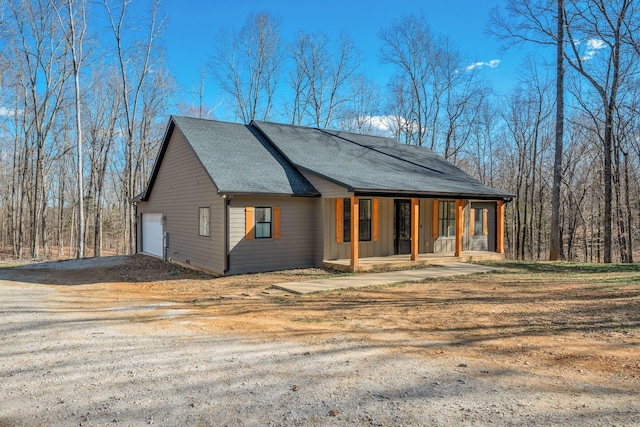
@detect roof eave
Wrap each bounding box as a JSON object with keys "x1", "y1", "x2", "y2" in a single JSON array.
[
  {"x1": 139, "y1": 118, "x2": 176, "y2": 201},
  {"x1": 353, "y1": 188, "x2": 513, "y2": 201},
  {"x1": 218, "y1": 191, "x2": 320, "y2": 198},
  {"x1": 130, "y1": 191, "x2": 145, "y2": 203}
]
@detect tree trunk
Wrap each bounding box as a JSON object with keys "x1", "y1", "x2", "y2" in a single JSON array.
[
  {"x1": 623, "y1": 152, "x2": 633, "y2": 262},
  {"x1": 550, "y1": 0, "x2": 565, "y2": 261}
]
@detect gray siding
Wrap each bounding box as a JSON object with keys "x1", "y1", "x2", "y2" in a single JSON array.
[
  {"x1": 324, "y1": 197, "x2": 450, "y2": 260},
  {"x1": 301, "y1": 171, "x2": 351, "y2": 198},
  {"x1": 312, "y1": 197, "x2": 324, "y2": 265},
  {"x1": 321, "y1": 197, "x2": 501, "y2": 259},
  {"x1": 433, "y1": 239, "x2": 454, "y2": 253},
  {"x1": 137, "y1": 127, "x2": 225, "y2": 274},
  {"x1": 431, "y1": 200, "x2": 469, "y2": 254},
  {"x1": 469, "y1": 235, "x2": 489, "y2": 251},
  {"x1": 228, "y1": 196, "x2": 320, "y2": 274},
  {"x1": 468, "y1": 202, "x2": 497, "y2": 252},
  {"x1": 382, "y1": 198, "x2": 395, "y2": 256},
  {"x1": 419, "y1": 199, "x2": 433, "y2": 254},
  {"x1": 324, "y1": 197, "x2": 395, "y2": 260}
]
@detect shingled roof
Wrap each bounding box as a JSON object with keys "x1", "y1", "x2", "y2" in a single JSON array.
[
  {"x1": 141, "y1": 116, "x2": 319, "y2": 199},
  {"x1": 252, "y1": 121, "x2": 511, "y2": 200},
  {"x1": 142, "y1": 116, "x2": 511, "y2": 201}
]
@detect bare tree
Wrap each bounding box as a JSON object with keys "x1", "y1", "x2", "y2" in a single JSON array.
[
  {"x1": 489, "y1": 0, "x2": 566, "y2": 261},
  {"x1": 551, "y1": 0, "x2": 566, "y2": 261},
  {"x1": 211, "y1": 12, "x2": 281, "y2": 123},
  {"x1": 379, "y1": 14, "x2": 435, "y2": 146},
  {"x1": 465, "y1": 100, "x2": 499, "y2": 188},
  {"x1": 84, "y1": 68, "x2": 121, "y2": 257},
  {"x1": 103, "y1": 0, "x2": 165, "y2": 254},
  {"x1": 7, "y1": 0, "x2": 72, "y2": 258},
  {"x1": 562, "y1": 0, "x2": 640, "y2": 262},
  {"x1": 492, "y1": 0, "x2": 640, "y2": 263},
  {"x1": 288, "y1": 32, "x2": 361, "y2": 128},
  {"x1": 499, "y1": 59, "x2": 554, "y2": 259},
  {"x1": 54, "y1": 0, "x2": 87, "y2": 258},
  {"x1": 380, "y1": 13, "x2": 487, "y2": 157},
  {"x1": 439, "y1": 50, "x2": 491, "y2": 161},
  {"x1": 0, "y1": 0, "x2": 172, "y2": 260},
  {"x1": 336, "y1": 75, "x2": 387, "y2": 136}
]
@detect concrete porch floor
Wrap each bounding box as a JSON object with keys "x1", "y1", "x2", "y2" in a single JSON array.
[{"x1": 322, "y1": 251, "x2": 505, "y2": 272}]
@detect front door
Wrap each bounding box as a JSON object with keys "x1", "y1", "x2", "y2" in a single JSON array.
[{"x1": 394, "y1": 199, "x2": 411, "y2": 255}]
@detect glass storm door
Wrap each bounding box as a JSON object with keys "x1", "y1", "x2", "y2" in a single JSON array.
[{"x1": 394, "y1": 199, "x2": 411, "y2": 255}]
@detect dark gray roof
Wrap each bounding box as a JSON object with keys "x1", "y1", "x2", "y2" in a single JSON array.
[
  {"x1": 143, "y1": 116, "x2": 319, "y2": 199},
  {"x1": 142, "y1": 116, "x2": 511, "y2": 202},
  {"x1": 253, "y1": 121, "x2": 512, "y2": 199}
]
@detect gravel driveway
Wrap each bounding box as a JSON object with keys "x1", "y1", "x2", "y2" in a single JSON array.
[{"x1": 1, "y1": 259, "x2": 638, "y2": 426}]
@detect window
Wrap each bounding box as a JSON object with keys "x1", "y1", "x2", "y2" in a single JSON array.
[
  {"x1": 438, "y1": 201, "x2": 456, "y2": 238},
  {"x1": 199, "y1": 207, "x2": 209, "y2": 237},
  {"x1": 255, "y1": 207, "x2": 272, "y2": 239},
  {"x1": 473, "y1": 208, "x2": 484, "y2": 236},
  {"x1": 343, "y1": 198, "x2": 372, "y2": 242},
  {"x1": 359, "y1": 199, "x2": 372, "y2": 241}
]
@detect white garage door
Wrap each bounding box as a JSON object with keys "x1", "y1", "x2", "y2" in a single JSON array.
[{"x1": 142, "y1": 213, "x2": 163, "y2": 258}]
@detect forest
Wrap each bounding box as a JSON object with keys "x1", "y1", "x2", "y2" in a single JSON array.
[{"x1": 0, "y1": 0, "x2": 639, "y2": 263}]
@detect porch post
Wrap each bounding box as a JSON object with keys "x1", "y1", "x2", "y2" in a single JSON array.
[
  {"x1": 455, "y1": 200, "x2": 464, "y2": 257},
  {"x1": 497, "y1": 200, "x2": 505, "y2": 254},
  {"x1": 350, "y1": 196, "x2": 359, "y2": 270},
  {"x1": 411, "y1": 198, "x2": 419, "y2": 261}
]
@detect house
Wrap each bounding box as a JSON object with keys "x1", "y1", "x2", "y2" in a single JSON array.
[{"x1": 133, "y1": 116, "x2": 512, "y2": 274}]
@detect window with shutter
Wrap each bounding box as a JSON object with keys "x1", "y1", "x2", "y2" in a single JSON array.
[
  {"x1": 255, "y1": 207, "x2": 272, "y2": 239},
  {"x1": 343, "y1": 198, "x2": 372, "y2": 242}
]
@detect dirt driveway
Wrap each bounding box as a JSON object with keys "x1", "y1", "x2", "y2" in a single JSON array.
[{"x1": 1, "y1": 255, "x2": 638, "y2": 426}]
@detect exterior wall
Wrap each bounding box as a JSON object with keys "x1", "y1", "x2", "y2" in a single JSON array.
[
  {"x1": 432, "y1": 200, "x2": 473, "y2": 254},
  {"x1": 427, "y1": 199, "x2": 458, "y2": 254},
  {"x1": 313, "y1": 196, "x2": 325, "y2": 266},
  {"x1": 468, "y1": 201, "x2": 497, "y2": 252},
  {"x1": 301, "y1": 171, "x2": 351, "y2": 198},
  {"x1": 323, "y1": 196, "x2": 472, "y2": 260},
  {"x1": 419, "y1": 199, "x2": 434, "y2": 254},
  {"x1": 433, "y1": 238, "x2": 456, "y2": 253},
  {"x1": 324, "y1": 197, "x2": 394, "y2": 260},
  {"x1": 227, "y1": 196, "x2": 321, "y2": 274},
  {"x1": 136, "y1": 127, "x2": 225, "y2": 274}
]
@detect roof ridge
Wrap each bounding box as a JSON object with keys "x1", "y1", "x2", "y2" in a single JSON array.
[
  {"x1": 172, "y1": 115, "x2": 247, "y2": 127},
  {"x1": 252, "y1": 119, "x2": 400, "y2": 142}
]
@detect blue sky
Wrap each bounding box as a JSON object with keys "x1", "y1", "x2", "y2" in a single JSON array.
[{"x1": 162, "y1": 0, "x2": 523, "y2": 116}]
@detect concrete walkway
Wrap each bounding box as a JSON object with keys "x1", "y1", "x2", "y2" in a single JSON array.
[{"x1": 272, "y1": 263, "x2": 502, "y2": 294}]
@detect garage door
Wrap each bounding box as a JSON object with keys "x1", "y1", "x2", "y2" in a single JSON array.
[{"x1": 142, "y1": 213, "x2": 163, "y2": 258}]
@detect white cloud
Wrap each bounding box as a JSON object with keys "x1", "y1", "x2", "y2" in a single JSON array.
[
  {"x1": 354, "y1": 115, "x2": 424, "y2": 137},
  {"x1": 0, "y1": 107, "x2": 15, "y2": 116},
  {"x1": 465, "y1": 59, "x2": 501, "y2": 71},
  {"x1": 582, "y1": 38, "x2": 607, "y2": 60},
  {"x1": 367, "y1": 115, "x2": 396, "y2": 136},
  {"x1": 339, "y1": 115, "x2": 395, "y2": 137},
  {"x1": 587, "y1": 39, "x2": 605, "y2": 50}
]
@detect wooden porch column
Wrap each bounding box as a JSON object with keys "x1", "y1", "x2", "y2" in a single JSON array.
[
  {"x1": 350, "y1": 196, "x2": 359, "y2": 269},
  {"x1": 411, "y1": 198, "x2": 419, "y2": 261},
  {"x1": 455, "y1": 200, "x2": 464, "y2": 257},
  {"x1": 497, "y1": 200, "x2": 505, "y2": 254}
]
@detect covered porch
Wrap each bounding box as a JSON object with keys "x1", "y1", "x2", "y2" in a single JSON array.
[{"x1": 326, "y1": 196, "x2": 506, "y2": 273}]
